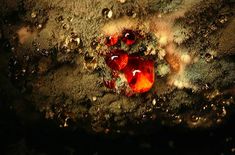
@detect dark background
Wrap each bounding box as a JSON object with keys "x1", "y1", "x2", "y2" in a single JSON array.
[{"x1": 0, "y1": 99, "x2": 235, "y2": 155}]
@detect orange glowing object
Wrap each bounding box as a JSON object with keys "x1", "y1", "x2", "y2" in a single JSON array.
[
  {"x1": 105, "y1": 34, "x2": 119, "y2": 46},
  {"x1": 123, "y1": 56, "x2": 155, "y2": 93},
  {"x1": 105, "y1": 50, "x2": 128, "y2": 71}
]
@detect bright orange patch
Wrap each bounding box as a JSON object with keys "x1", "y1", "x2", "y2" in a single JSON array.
[
  {"x1": 105, "y1": 49, "x2": 128, "y2": 71},
  {"x1": 123, "y1": 57, "x2": 154, "y2": 93},
  {"x1": 105, "y1": 34, "x2": 119, "y2": 46}
]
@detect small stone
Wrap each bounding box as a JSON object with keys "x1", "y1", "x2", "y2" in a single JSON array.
[
  {"x1": 22, "y1": 69, "x2": 26, "y2": 73},
  {"x1": 118, "y1": 0, "x2": 126, "y2": 3},
  {"x1": 132, "y1": 13, "x2": 137, "y2": 18},
  {"x1": 102, "y1": 8, "x2": 113, "y2": 18},
  {"x1": 92, "y1": 96, "x2": 97, "y2": 101},
  {"x1": 31, "y1": 12, "x2": 37, "y2": 18},
  {"x1": 107, "y1": 10, "x2": 113, "y2": 18},
  {"x1": 75, "y1": 38, "x2": 81, "y2": 45},
  {"x1": 152, "y1": 99, "x2": 156, "y2": 105},
  {"x1": 37, "y1": 24, "x2": 42, "y2": 29}
]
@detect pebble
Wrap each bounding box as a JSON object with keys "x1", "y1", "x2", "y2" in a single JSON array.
[
  {"x1": 152, "y1": 99, "x2": 156, "y2": 105},
  {"x1": 37, "y1": 24, "x2": 42, "y2": 29},
  {"x1": 231, "y1": 148, "x2": 235, "y2": 153},
  {"x1": 118, "y1": 0, "x2": 126, "y2": 3},
  {"x1": 31, "y1": 12, "x2": 37, "y2": 18},
  {"x1": 107, "y1": 10, "x2": 113, "y2": 18},
  {"x1": 102, "y1": 8, "x2": 113, "y2": 18},
  {"x1": 92, "y1": 96, "x2": 97, "y2": 101}
]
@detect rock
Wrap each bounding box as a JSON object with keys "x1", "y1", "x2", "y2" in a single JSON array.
[{"x1": 218, "y1": 18, "x2": 235, "y2": 56}]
